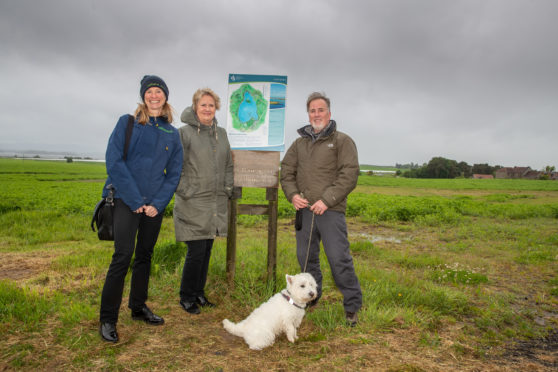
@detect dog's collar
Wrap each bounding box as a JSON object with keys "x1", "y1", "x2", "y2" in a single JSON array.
[{"x1": 281, "y1": 290, "x2": 306, "y2": 309}]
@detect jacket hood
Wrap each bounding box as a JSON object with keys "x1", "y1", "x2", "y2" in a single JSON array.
[
  {"x1": 180, "y1": 106, "x2": 219, "y2": 138},
  {"x1": 297, "y1": 120, "x2": 337, "y2": 140}
]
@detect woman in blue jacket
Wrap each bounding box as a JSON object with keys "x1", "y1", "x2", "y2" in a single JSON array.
[{"x1": 99, "y1": 75, "x2": 183, "y2": 343}]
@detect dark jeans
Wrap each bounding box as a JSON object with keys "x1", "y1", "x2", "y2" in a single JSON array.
[
  {"x1": 180, "y1": 239, "x2": 214, "y2": 302},
  {"x1": 295, "y1": 208, "x2": 362, "y2": 313},
  {"x1": 99, "y1": 199, "x2": 163, "y2": 324}
]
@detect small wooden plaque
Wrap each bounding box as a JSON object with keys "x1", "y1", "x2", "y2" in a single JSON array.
[{"x1": 232, "y1": 150, "x2": 280, "y2": 188}]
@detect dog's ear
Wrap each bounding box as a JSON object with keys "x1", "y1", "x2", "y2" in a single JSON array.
[{"x1": 286, "y1": 274, "x2": 293, "y2": 285}]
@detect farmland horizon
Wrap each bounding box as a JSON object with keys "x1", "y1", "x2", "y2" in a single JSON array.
[{"x1": 0, "y1": 146, "x2": 544, "y2": 171}]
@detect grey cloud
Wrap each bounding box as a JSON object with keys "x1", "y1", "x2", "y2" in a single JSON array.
[{"x1": 0, "y1": 0, "x2": 556, "y2": 169}]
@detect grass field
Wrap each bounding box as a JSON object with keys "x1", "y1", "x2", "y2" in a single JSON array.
[{"x1": 1, "y1": 158, "x2": 557, "y2": 371}]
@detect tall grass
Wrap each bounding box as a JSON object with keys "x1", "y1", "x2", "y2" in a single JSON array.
[{"x1": 0, "y1": 281, "x2": 54, "y2": 331}]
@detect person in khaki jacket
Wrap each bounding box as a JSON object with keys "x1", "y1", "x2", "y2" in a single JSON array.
[
  {"x1": 280, "y1": 92, "x2": 362, "y2": 326},
  {"x1": 174, "y1": 88, "x2": 233, "y2": 315}
]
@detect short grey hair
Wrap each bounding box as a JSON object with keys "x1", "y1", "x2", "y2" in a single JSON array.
[{"x1": 306, "y1": 92, "x2": 330, "y2": 112}]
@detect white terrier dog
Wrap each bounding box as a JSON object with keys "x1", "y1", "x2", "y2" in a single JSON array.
[{"x1": 223, "y1": 273, "x2": 317, "y2": 350}]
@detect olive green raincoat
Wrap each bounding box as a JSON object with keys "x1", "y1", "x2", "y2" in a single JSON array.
[{"x1": 173, "y1": 106, "x2": 234, "y2": 241}]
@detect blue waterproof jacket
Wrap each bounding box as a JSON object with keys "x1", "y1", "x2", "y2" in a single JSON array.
[{"x1": 102, "y1": 114, "x2": 183, "y2": 213}]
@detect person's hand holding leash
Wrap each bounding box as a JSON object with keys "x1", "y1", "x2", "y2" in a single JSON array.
[
  {"x1": 310, "y1": 200, "x2": 328, "y2": 215},
  {"x1": 292, "y1": 194, "x2": 309, "y2": 210}
]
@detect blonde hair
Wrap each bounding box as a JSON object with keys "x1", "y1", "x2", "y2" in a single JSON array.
[
  {"x1": 134, "y1": 102, "x2": 174, "y2": 125},
  {"x1": 192, "y1": 88, "x2": 221, "y2": 111}
]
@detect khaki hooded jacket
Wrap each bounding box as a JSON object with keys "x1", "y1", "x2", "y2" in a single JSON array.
[
  {"x1": 280, "y1": 120, "x2": 359, "y2": 213},
  {"x1": 173, "y1": 106, "x2": 234, "y2": 241}
]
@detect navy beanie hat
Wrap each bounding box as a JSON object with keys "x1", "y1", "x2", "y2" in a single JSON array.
[{"x1": 140, "y1": 75, "x2": 169, "y2": 101}]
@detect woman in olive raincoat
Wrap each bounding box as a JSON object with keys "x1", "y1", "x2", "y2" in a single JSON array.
[{"x1": 174, "y1": 88, "x2": 233, "y2": 315}]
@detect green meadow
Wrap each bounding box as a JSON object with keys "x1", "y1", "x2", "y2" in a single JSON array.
[{"x1": 1, "y1": 158, "x2": 557, "y2": 371}]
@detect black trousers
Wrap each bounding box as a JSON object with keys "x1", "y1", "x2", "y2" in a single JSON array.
[
  {"x1": 179, "y1": 239, "x2": 214, "y2": 302},
  {"x1": 100, "y1": 199, "x2": 163, "y2": 324}
]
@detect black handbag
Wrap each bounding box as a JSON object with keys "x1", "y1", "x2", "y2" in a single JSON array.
[
  {"x1": 91, "y1": 115, "x2": 135, "y2": 241},
  {"x1": 91, "y1": 185, "x2": 115, "y2": 240}
]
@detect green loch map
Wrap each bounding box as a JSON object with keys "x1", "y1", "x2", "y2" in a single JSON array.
[{"x1": 229, "y1": 83, "x2": 268, "y2": 132}]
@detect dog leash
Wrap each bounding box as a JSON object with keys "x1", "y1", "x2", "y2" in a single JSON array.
[{"x1": 302, "y1": 211, "x2": 315, "y2": 273}]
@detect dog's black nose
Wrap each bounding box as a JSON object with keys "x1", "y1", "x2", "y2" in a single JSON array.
[{"x1": 309, "y1": 292, "x2": 315, "y2": 297}]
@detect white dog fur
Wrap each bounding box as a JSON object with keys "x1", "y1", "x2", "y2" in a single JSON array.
[{"x1": 223, "y1": 273, "x2": 317, "y2": 350}]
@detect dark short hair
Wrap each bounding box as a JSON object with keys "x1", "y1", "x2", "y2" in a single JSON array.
[{"x1": 306, "y1": 92, "x2": 330, "y2": 112}]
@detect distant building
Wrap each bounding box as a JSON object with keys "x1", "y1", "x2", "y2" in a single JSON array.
[
  {"x1": 472, "y1": 174, "x2": 494, "y2": 179},
  {"x1": 523, "y1": 170, "x2": 543, "y2": 180},
  {"x1": 494, "y1": 167, "x2": 532, "y2": 179},
  {"x1": 493, "y1": 167, "x2": 553, "y2": 180}
]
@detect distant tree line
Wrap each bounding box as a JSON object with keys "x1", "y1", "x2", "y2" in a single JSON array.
[
  {"x1": 401, "y1": 157, "x2": 502, "y2": 179},
  {"x1": 395, "y1": 162, "x2": 421, "y2": 170}
]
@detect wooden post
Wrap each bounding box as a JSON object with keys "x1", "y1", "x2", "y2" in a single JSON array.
[
  {"x1": 226, "y1": 187, "x2": 242, "y2": 287},
  {"x1": 266, "y1": 188, "x2": 278, "y2": 290}
]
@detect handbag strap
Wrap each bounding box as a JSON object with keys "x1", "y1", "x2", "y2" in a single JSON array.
[
  {"x1": 91, "y1": 115, "x2": 133, "y2": 232},
  {"x1": 123, "y1": 114, "x2": 134, "y2": 161},
  {"x1": 105, "y1": 184, "x2": 115, "y2": 204},
  {"x1": 91, "y1": 115, "x2": 132, "y2": 233}
]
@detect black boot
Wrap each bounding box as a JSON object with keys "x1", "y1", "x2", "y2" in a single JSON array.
[
  {"x1": 99, "y1": 322, "x2": 118, "y2": 343},
  {"x1": 131, "y1": 305, "x2": 165, "y2": 325},
  {"x1": 179, "y1": 300, "x2": 201, "y2": 314},
  {"x1": 345, "y1": 311, "x2": 358, "y2": 327},
  {"x1": 196, "y1": 295, "x2": 216, "y2": 308}
]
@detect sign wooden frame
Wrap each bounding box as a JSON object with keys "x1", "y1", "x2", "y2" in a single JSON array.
[{"x1": 226, "y1": 150, "x2": 280, "y2": 288}]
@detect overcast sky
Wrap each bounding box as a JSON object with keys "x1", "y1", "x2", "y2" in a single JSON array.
[{"x1": 1, "y1": 0, "x2": 556, "y2": 169}]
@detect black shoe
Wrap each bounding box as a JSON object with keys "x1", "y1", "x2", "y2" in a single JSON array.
[
  {"x1": 345, "y1": 311, "x2": 358, "y2": 327},
  {"x1": 196, "y1": 295, "x2": 215, "y2": 308},
  {"x1": 131, "y1": 305, "x2": 165, "y2": 325},
  {"x1": 179, "y1": 300, "x2": 201, "y2": 314},
  {"x1": 99, "y1": 322, "x2": 118, "y2": 343}
]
